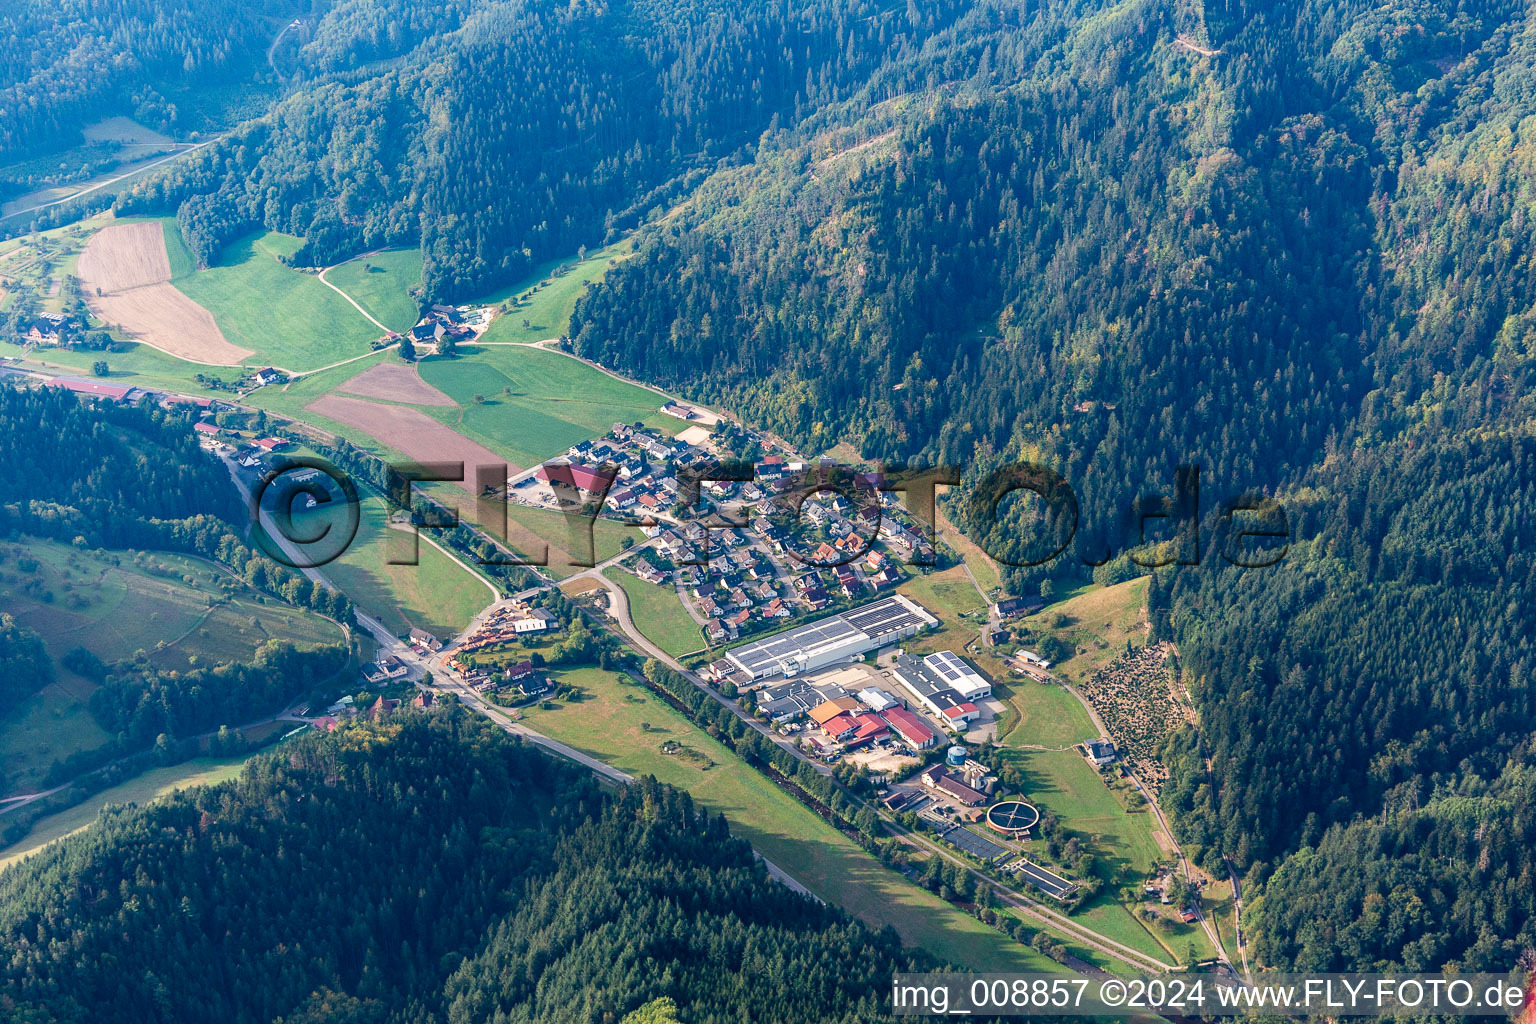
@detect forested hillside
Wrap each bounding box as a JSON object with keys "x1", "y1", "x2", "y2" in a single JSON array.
[
  {"x1": 0, "y1": 386, "x2": 351, "y2": 775},
  {"x1": 71, "y1": 0, "x2": 1536, "y2": 973},
  {"x1": 0, "y1": 0, "x2": 299, "y2": 163},
  {"x1": 566, "y1": 0, "x2": 1536, "y2": 972},
  {"x1": 0, "y1": 713, "x2": 916, "y2": 1023},
  {"x1": 117, "y1": 0, "x2": 982, "y2": 293}
]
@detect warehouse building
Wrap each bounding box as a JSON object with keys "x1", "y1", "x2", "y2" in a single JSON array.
[
  {"x1": 892, "y1": 650, "x2": 993, "y2": 717},
  {"x1": 726, "y1": 594, "x2": 937, "y2": 681}
]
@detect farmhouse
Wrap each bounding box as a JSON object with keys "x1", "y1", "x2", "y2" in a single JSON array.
[
  {"x1": 992, "y1": 595, "x2": 1044, "y2": 619},
  {"x1": 724, "y1": 594, "x2": 936, "y2": 681},
  {"x1": 1085, "y1": 738, "x2": 1118, "y2": 766}
]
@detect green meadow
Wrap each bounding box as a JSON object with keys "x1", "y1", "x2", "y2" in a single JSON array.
[
  {"x1": 323, "y1": 249, "x2": 424, "y2": 334},
  {"x1": 601, "y1": 567, "x2": 703, "y2": 658},
  {"x1": 0, "y1": 538, "x2": 344, "y2": 789},
  {"x1": 0, "y1": 539, "x2": 344, "y2": 673},
  {"x1": 168, "y1": 225, "x2": 383, "y2": 371},
  {"x1": 310, "y1": 493, "x2": 496, "y2": 640},
  {"x1": 418, "y1": 344, "x2": 674, "y2": 468},
  {"x1": 477, "y1": 244, "x2": 629, "y2": 342},
  {"x1": 522, "y1": 666, "x2": 1056, "y2": 972}
]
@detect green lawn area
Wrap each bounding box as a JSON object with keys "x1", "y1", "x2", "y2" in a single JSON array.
[
  {"x1": 168, "y1": 225, "x2": 384, "y2": 372},
  {"x1": 1016, "y1": 578, "x2": 1149, "y2": 685},
  {"x1": 523, "y1": 666, "x2": 1055, "y2": 971},
  {"x1": 935, "y1": 498, "x2": 1003, "y2": 596},
  {"x1": 897, "y1": 567, "x2": 1012, "y2": 681},
  {"x1": 0, "y1": 538, "x2": 345, "y2": 673},
  {"x1": 500, "y1": 504, "x2": 636, "y2": 577},
  {"x1": 476, "y1": 244, "x2": 628, "y2": 341},
  {"x1": 418, "y1": 344, "x2": 676, "y2": 468},
  {"x1": 314, "y1": 493, "x2": 495, "y2": 639},
  {"x1": 323, "y1": 249, "x2": 423, "y2": 334},
  {"x1": 0, "y1": 754, "x2": 254, "y2": 873},
  {"x1": 601, "y1": 567, "x2": 704, "y2": 658},
  {"x1": 0, "y1": 537, "x2": 347, "y2": 791},
  {"x1": 900, "y1": 565, "x2": 987, "y2": 618},
  {"x1": 995, "y1": 676, "x2": 1098, "y2": 749},
  {"x1": 0, "y1": 677, "x2": 111, "y2": 793}
]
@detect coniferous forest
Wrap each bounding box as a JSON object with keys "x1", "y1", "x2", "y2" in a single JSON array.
[{"x1": 0, "y1": 713, "x2": 915, "y2": 1023}]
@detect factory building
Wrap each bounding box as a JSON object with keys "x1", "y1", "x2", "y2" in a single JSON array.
[{"x1": 725, "y1": 594, "x2": 936, "y2": 681}]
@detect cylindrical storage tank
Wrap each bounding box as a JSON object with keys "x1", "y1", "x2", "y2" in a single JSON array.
[{"x1": 947, "y1": 745, "x2": 967, "y2": 766}]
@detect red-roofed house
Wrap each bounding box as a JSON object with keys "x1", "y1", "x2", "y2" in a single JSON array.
[
  {"x1": 845, "y1": 714, "x2": 889, "y2": 747},
  {"x1": 821, "y1": 714, "x2": 859, "y2": 742},
  {"x1": 538, "y1": 460, "x2": 614, "y2": 493},
  {"x1": 254, "y1": 437, "x2": 287, "y2": 452},
  {"x1": 881, "y1": 707, "x2": 938, "y2": 750},
  {"x1": 942, "y1": 702, "x2": 980, "y2": 726},
  {"x1": 193, "y1": 421, "x2": 221, "y2": 436}
]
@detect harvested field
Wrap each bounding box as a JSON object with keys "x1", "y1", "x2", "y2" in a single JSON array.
[
  {"x1": 77, "y1": 222, "x2": 168, "y2": 291},
  {"x1": 336, "y1": 362, "x2": 456, "y2": 406},
  {"x1": 306, "y1": 394, "x2": 516, "y2": 492},
  {"x1": 77, "y1": 222, "x2": 253, "y2": 364}
]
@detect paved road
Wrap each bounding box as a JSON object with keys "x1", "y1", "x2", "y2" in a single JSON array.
[
  {"x1": 3, "y1": 139, "x2": 218, "y2": 221},
  {"x1": 223, "y1": 448, "x2": 1190, "y2": 971}
]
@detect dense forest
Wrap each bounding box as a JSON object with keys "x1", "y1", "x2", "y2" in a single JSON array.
[
  {"x1": 115, "y1": 0, "x2": 984, "y2": 291},
  {"x1": 0, "y1": 386, "x2": 353, "y2": 768},
  {"x1": 17, "y1": 0, "x2": 1536, "y2": 980},
  {"x1": 0, "y1": 0, "x2": 302, "y2": 166},
  {"x1": 0, "y1": 713, "x2": 918, "y2": 1023}
]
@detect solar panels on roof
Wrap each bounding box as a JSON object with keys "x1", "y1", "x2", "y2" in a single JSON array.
[{"x1": 726, "y1": 595, "x2": 936, "y2": 679}]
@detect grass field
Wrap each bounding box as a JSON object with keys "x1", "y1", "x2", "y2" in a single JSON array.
[
  {"x1": 0, "y1": 677, "x2": 111, "y2": 793},
  {"x1": 0, "y1": 537, "x2": 346, "y2": 790},
  {"x1": 477, "y1": 244, "x2": 628, "y2": 342},
  {"x1": 168, "y1": 226, "x2": 383, "y2": 371},
  {"x1": 323, "y1": 249, "x2": 423, "y2": 334},
  {"x1": 995, "y1": 676, "x2": 1098, "y2": 749},
  {"x1": 602, "y1": 567, "x2": 704, "y2": 658},
  {"x1": 418, "y1": 344, "x2": 676, "y2": 468},
  {"x1": 312, "y1": 493, "x2": 495, "y2": 639},
  {"x1": 502, "y1": 505, "x2": 636, "y2": 577},
  {"x1": 0, "y1": 539, "x2": 344, "y2": 673},
  {"x1": 934, "y1": 497, "x2": 1004, "y2": 596},
  {"x1": 0, "y1": 754, "x2": 254, "y2": 873},
  {"x1": 900, "y1": 565, "x2": 987, "y2": 619},
  {"x1": 1017, "y1": 578, "x2": 1149, "y2": 685},
  {"x1": 522, "y1": 666, "x2": 1056, "y2": 971}
]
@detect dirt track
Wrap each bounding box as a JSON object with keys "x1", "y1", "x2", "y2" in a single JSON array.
[{"x1": 77, "y1": 221, "x2": 253, "y2": 364}]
